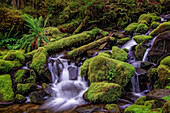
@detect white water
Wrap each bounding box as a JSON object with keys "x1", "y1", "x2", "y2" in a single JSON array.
[
  {"x1": 42, "y1": 54, "x2": 88, "y2": 112},
  {"x1": 121, "y1": 39, "x2": 137, "y2": 50},
  {"x1": 142, "y1": 36, "x2": 157, "y2": 61}
]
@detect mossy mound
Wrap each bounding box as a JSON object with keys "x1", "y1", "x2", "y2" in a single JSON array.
[
  {"x1": 124, "y1": 23, "x2": 138, "y2": 34},
  {"x1": 149, "y1": 22, "x2": 170, "y2": 36},
  {"x1": 136, "y1": 24, "x2": 148, "y2": 34},
  {"x1": 80, "y1": 58, "x2": 92, "y2": 77},
  {"x1": 138, "y1": 13, "x2": 161, "y2": 24},
  {"x1": 162, "y1": 101, "x2": 170, "y2": 113},
  {"x1": 133, "y1": 35, "x2": 153, "y2": 44},
  {"x1": 151, "y1": 22, "x2": 160, "y2": 29},
  {"x1": 0, "y1": 60, "x2": 22, "y2": 74},
  {"x1": 105, "y1": 104, "x2": 120, "y2": 112},
  {"x1": 135, "y1": 96, "x2": 146, "y2": 105},
  {"x1": 88, "y1": 56, "x2": 135, "y2": 87},
  {"x1": 15, "y1": 94, "x2": 26, "y2": 103},
  {"x1": 135, "y1": 43, "x2": 147, "y2": 61},
  {"x1": 16, "y1": 83, "x2": 36, "y2": 96},
  {"x1": 117, "y1": 37, "x2": 131, "y2": 45},
  {"x1": 0, "y1": 74, "x2": 14, "y2": 102},
  {"x1": 86, "y1": 82, "x2": 122, "y2": 103},
  {"x1": 112, "y1": 46, "x2": 128, "y2": 61},
  {"x1": 124, "y1": 104, "x2": 151, "y2": 113}
]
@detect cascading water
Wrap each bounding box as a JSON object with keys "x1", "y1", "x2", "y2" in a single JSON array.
[{"x1": 41, "y1": 53, "x2": 88, "y2": 112}]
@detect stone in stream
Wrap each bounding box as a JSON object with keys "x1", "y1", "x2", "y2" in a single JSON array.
[
  {"x1": 68, "y1": 66, "x2": 77, "y2": 80},
  {"x1": 15, "y1": 94, "x2": 26, "y2": 103},
  {"x1": 112, "y1": 46, "x2": 128, "y2": 61},
  {"x1": 16, "y1": 83, "x2": 36, "y2": 96},
  {"x1": 29, "y1": 91, "x2": 46, "y2": 104}
]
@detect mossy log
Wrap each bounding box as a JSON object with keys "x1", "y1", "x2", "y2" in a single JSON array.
[{"x1": 68, "y1": 36, "x2": 110, "y2": 58}]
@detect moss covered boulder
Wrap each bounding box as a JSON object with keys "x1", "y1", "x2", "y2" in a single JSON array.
[
  {"x1": 134, "y1": 96, "x2": 146, "y2": 105},
  {"x1": 117, "y1": 37, "x2": 131, "y2": 45},
  {"x1": 148, "y1": 31, "x2": 170, "y2": 63},
  {"x1": 15, "y1": 94, "x2": 26, "y2": 103},
  {"x1": 0, "y1": 60, "x2": 22, "y2": 74},
  {"x1": 138, "y1": 13, "x2": 161, "y2": 24},
  {"x1": 88, "y1": 56, "x2": 135, "y2": 87},
  {"x1": 151, "y1": 21, "x2": 160, "y2": 29},
  {"x1": 86, "y1": 82, "x2": 122, "y2": 103},
  {"x1": 124, "y1": 104, "x2": 151, "y2": 113},
  {"x1": 80, "y1": 58, "x2": 92, "y2": 77},
  {"x1": 124, "y1": 23, "x2": 138, "y2": 34},
  {"x1": 149, "y1": 22, "x2": 170, "y2": 36},
  {"x1": 17, "y1": 83, "x2": 36, "y2": 96},
  {"x1": 136, "y1": 24, "x2": 148, "y2": 34},
  {"x1": 135, "y1": 43, "x2": 147, "y2": 61},
  {"x1": 133, "y1": 35, "x2": 153, "y2": 44},
  {"x1": 105, "y1": 104, "x2": 120, "y2": 112},
  {"x1": 0, "y1": 74, "x2": 14, "y2": 103},
  {"x1": 162, "y1": 101, "x2": 170, "y2": 113},
  {"x1": 112, "y1": 46, "x2": 128, "y2": 61}
]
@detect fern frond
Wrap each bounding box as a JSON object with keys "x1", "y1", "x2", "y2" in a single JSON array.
[
  {"x1": 7, "y1": 25, "x2": 15, "y2": 39},
  {"x1": 44, "y1": 14, "x2": 52, "y2": 28}
]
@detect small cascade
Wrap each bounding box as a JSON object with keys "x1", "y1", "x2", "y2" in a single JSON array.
[
  {"x1": 131, "y1": 74, "x2": 140, "y2": 93},
  {"x1": 42, "y1": 54, "x2": 88, "y2": 112},
  {"x1": 142, "y1": 36, "x2": 157, "y2": 62},
  {"x1": 121, "y1": 39, "x2": 137, "y2": 50}
]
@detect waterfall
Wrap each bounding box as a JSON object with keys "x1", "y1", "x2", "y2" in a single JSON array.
[
  {"x1": 142, "y1": 36, "x2": 157, "y2": 62},
  {"x1": 121, "y1": 39, "x2": 137, "y2": 50},
  {"x1": 42, "y1": 54, "x2": 88, "y2": 112}
]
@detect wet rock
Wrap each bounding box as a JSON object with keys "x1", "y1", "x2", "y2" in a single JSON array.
[
  {"x1": 15, "y1": 94, "x2": 26, "y2": 103},
  {"x1": 117, "y1": 37, "x2": 131, "y2": 46},
  {"x1": 16, "y1": 83, "x2": 36, "y2": 96},
  {"x1": 68, "y1": 66, "x2": 77, "y2": 80},
  {"x1": 0, "y1": 74, "x2": 14, "y2": 103},
  {"x1": 29, "y1": 91, "x2": 46, "y2": 104},
  {"x1": 151, "y1": 21, "x2": 160, "y2": 29},
  {"x1": 141, "y1": 61, "x2": 155, "y2": 70},
  {"x1": 105, "y1": 104, "x2": 120, "y2": 113},
  {"x1": 164, "y1": 14, "x2": 170, "y2": 21},
  {"x1": 136, "y1": 24, "x2": 148, "y2": 34},
  {"x1": 124, "y1": 23, "x2": 138, "y2": 34},
  {"x1": 133, "y1": 35, "x2": 153, "y2": 44},
  {"x1": 112, "y1": 46, "x2": 128, "y2": 61},
  {"x1": 135, "y1": 68, "x2": 146, "y2": 76}
]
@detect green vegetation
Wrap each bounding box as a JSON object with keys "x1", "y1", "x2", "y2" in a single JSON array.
[
  {"x1": 17, "y1": 83, "x2": 36, "y2": 96},
  {"x1": 124, "y1": 23, "x2": 138, "y2": 34},
  {"x1": 112, "y1": 46, "x2": 128, "y2": 61},
  {"x1": 133, "y1": 35, "x2": 153, "y2": 44}
]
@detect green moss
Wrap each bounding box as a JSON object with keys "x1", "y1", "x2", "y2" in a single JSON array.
[
  {"x1": 88, "y1": 56, "x2": 135, "y2": 87},
  {"x1": 30, "y1": 47, "x2": 48, "y2": 75},
  {"x1": 133, "y1": 35, "x2": 153, "y2": 44},
  {"x1": 138, "y1": 13, "x2": 161, "y2": 24},
  {"x1": 124, "y1": 23, "x2": 138, "y2": 34},
  {"x1": 0, "y1": 60, "x2": 22, "y2": 74},
  {"x1": 105, "y1": 104, "x2": 120, "y2": 112},
  {"x1": 14, "y1": 69, "x2": 28, "y2": 83},
  {"x1": 27, "y1": 76, "x2": 36, "y2": 83},
  {"x1": 160, "y1": 56, "x2": 170, "y2": 67},
  {"x1": 112, "y1": 46, "x2": 128, "y2": 61},
  {"x1": 87, "y1": 82, "x2": 122, "y2": 103},
  {"x1": 149, "y1": 22, "x2": 170, "y2": 36},
  {"x1": 0, "y1": 74, "x2": 14, "y2": 102},
  {"x1": 135, "y1": 96, "x2": 146, "y2": 105},
  {"x1": 123, "y1": 48, "x2": 129, "y2": 53},
  {"x1": 151, "y1": 22, "x2": 160, "y2": 29},
  {"x1": 144, "y1": 100, "x2": 155, "y2": 109},
  {"x1": 135, "y1": 43, "x2": 147, "y2": 61},
  {"x1": 147, "y1": 108, "x2": 162, "y2": 113},
  {"x1": 42, "y1": 83, "x2": 50, "y2": 89},
  {"x1": 80, "y1": 58, "x2": 92, "y2": 77},
  {"x1": 97, "y1": 53, "x2": 111, "y2": 58},
  {"x1": 136, "y1": 24, "x2": 148, "y2": 34},
  {"x1": 162, "y1": 101, "x2": 170, "y2": 113},
  {"x1": 138, "y1": 20, "x2": 148, "y2": 25},
  {"x1": 117, "y1": 37, "x2": 131, "y2": 45},
  {"x1": 124, "y1": 104, "x2": 150, "y2": 113},
  {"x1": 17, "y1": 83, "x2": 36, "y2": 96},
  {"x1": 15, "y1": 94, "x2": 26, "y2": 103},
  {"x1": 15, "y1": 51, "x2": 25, "y2": 64}
]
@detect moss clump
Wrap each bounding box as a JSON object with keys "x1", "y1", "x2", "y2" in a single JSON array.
[
  {"x1": 133, "y1": 35, "x2": 153, "y2": 44},
  {"x1": 135, "y1": 43, "x2": 147, "y2": 61},
  {"x1": 15, "y1": 94, "x2": 26, "y2": 103},
  {"x1": 160, "y1": 56, "x2": 170, "y2": 67},
  {"x1": 80, "y1": 58, "x2": 92, "y2": 77},
  {"x1": 117, "y1": 37, "x2": 131, "y2": 45},
  {"x1": 0, "y1": 74, "x2": 14, "y2": 102},
  {"x1": 30, "y1": 47, "x2": 48, "y2": 75},
  {"x1": 135, "y1": 96, "x2": 146, "y2": 105},
  {"x1": 151, "y1": 22, "x2": 160, "y2": 29},
  {"x1": 0, "y1": 60, "x2": 22, "y2": 74},
  {"x1": 89, "y1": 56, "x2": 135, "y2": 87},
  {"x1": 14, "y1": 69, "x2": 28, "y2": 83},
  {"x1": 138, "y1": 13, "x2": 161, "y2": 24},
  {"x1": 162, "y1": 101, "x2": 170, "y2": 113},
  {"x1": 105, "y1": 104, "x2": 120, "y2": 112},
  {"x1": 124, "y1": 23, "x2": 138, "y2": 34},
  {"x1": 97, "y1": 52, "x2": 111, "y2": 58},
  {"x1": 138, "y1": 20, "x2": 148, "y2": 25},
  {"x1": 149, "y1": 22, "x2": 170, "y2": 36},
  {"x1": 17, "y1": 83, "x2": 36, "y2": 96},
  {"x1": 112, "y1": 46, "x2": 128, "y2": 61},
  {"x1": 124, "y1": 104, "x2": 150, "y2": 113},
  {"x1": 27, "y1": 76, "x2": 36, "y2": 83},
  {"x1": 144, "y1": 100, "x2": 155, "y2": 109},
  {"x1": 87, "y1": 82, "x2": 122, "y2": 103},
  {"x1": 136, "y1": 24, "x2": 148, "y2": 34}
]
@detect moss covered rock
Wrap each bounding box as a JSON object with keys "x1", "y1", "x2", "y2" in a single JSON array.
[
  {"x1": 162, "y1": 101, "x2": 170, "y2": 113},
  {"x1": 135, "y1": 96, "x2": 146, "y2": 105},
  {"x1": 88, "y1": 56, "x2": 135, "y2": 87},
  {"x1": 136, "y1": 24, "x2": 148, "y2": 34},
  {"x1": 138, "y1": 13, "x2": 161, "y2": 24},
  {"x1": 151, "y1": 21, "x2": 160, "y2": 29},
  {"x1": 117, "y1": 37, "x2": 131, "y2": 45},
  {"x1": 112, "y1": 46, "x2": 128, "y2": 61},
  {"x1": 133, "y1": 35, "x2": 153, "y2": 44},
  {"x1": 86, "y1": 82, "x2": 122, "y2": 103},
  {"x1": 149, "y1": 22, "x2": 170, "y2": 36},
  {"x1": 105, "y1": 104, "x2": 120, "y2": 112},
  {"x1": 124, "y1": 23, "x2": 138, "y2": 34},
  {"x1": 135, "y1": 43, "x2": 147, "y2": 61},
  {"x1": 80, "y1": 58, "x2": 92, "y2": 77},
  {"x1": 15, "y1": 94, "x2": 26, "y2": 103},
  {"x1": 124, "y1": 104, "x2": 150, "y2": 113},
  {"x1": 17, "y1": 83, "x2": 36, "y2": 96},
  {"x1": 0, "y1": 74, "x2": 14, "y2": 102},
  {"x1": 0, "y1": 60, "x2": 22, "y2": 74}
]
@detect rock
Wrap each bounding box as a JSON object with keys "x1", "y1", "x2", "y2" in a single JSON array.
[
  {"x1": 124, "y1": 23, "x2": 138, "y2": 34},
  {"x1": 17, "y1": 83, "x2": 36, "y2": 96},
  {"x1": 149, "y1": 22, "x2": 170, "y2": 36},
  {"x1": 89, "y1": 56, "x2": 135, "y2": 87},
  {"x1": 135, "y1": 43, "x2": 147, "y2": 61},
  {"x1": 80, "y1": 58, "x2": 92, "y2": 77},
  {"x1": 0, "y1": 74, "x2": 14, "y2": 103},
  {"x1": 112, "y1": 46, "x2": 128, "y2": 61},
  {"x1": 146, "y1": 89, "x2": 170, "y2": 107},
  {"x1": 138, "y1": 13, "x2": 161, "y2": 24},
  {"x1": 68, "y1": 66, "x2": 77, "y2": 80},
  {"x1": 86, "y1": 82, "x2": 122, "y2": 103},
  {"x1": 134, "y1": 96, "x2": 146, "y2": 105},
  {"x1": 105, "y1": 104, "x2": 120, "y2": 113},
  {"x1": 133, "y1": 35, "x2": 153, "y2": 44},
  {"x1": 0, "y1": 60, "x2": 22, "y2": 74},
  {"x1": 29, "y1": 91, "x2": 46, "y2": 104},
  {"x1": 15, "y1": 94, "x2": 26, "y2": 103},
  {"x1": 124, "y1": 104, "x2": 150, "y2": 113},
  {"x1": 141, "y1": 61, "x2": 155, "y2": 70},
  {"x1": 162, "y1": 101, "x2": 170, "y2": 113},
  {"x1": 151, "y1": 21, "x2": 160, "y2": 29},
  {"x1": 148, "y1": 31, "x2": 170, "y2": 63},
  {"x1": 117, "y1": 37, "x2": 131, "y2": 45},
  {"x1": 136, "y1": 24, "x2": 148, "y2": 34}
]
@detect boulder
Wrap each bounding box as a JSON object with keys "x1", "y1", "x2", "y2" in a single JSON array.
[
  {"x1": 16, "y1": 83, "x2": 36, "y2": 96},
  {"x1": 80, "y1": 58, "x2": 92, "y2": 77},
  {"x1": 136, "y1": 24, "x2": 148, "y2": 34},
  {"x1": 148, "y1": 31, "x2": 170, "y2": 63},
  {"x1": 150, "y1": 21, "x2": 160, "y2": 29},
  {"x1": 0, "y1": 74, "x2": 14, "y2": 103},
  {"x1": 135, "y1": 43, "x2": 147, "y2": 61},
  {"x1": 88, "y1": 56, "x2": 135, "y2": 87},
  {"x1": 124, "y1": 23, "x2": 138, "y2": 34},
  {"x1": 86, "y1": 82, "x2": 122, "y2": 103},
  {"x1": 29, "y1": 91, "x2": 46, "y2": 104},
  {"x1": 124, "y1": 104, "x2": 150, "y2": 113},
  {"x1": 68, "y1": 66, "x2": 77, "y2": 80},
  {"x1": 112, "y1": 46, "x2": 128, "y2": 61},
  {"x1": 117, "y1": 37, "x2": 131, "y2": 45},
  {"x1": 133, "y1": 35, "x2": 153, "y2": 44},
  {"x1": 105, "y1": 104, "x2": 120, "y2": 113},
  {"x1": 15, "y1": 94, "x2": 26, "y2": 103},
  {"x1": 138, "y1": 13, "x2": 161, "y2": 24}
]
